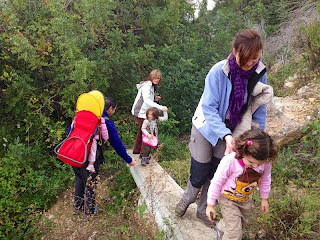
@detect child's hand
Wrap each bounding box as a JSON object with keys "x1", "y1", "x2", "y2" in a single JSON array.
[
  {"x1": 261, "y1": 199, "x2": 269, "y2": 214},
  {"x1": 129, "y1": 158, "x2": 137, "y2": 166},
  {"x1": 206, "y1": 204, "x2": 216, "y2": 222},
  {"x1": 161, "y1": 106, "x2": 168, "y2": 112},
  {"x1": 148, "y1": 134, "x2": 153, "y2": 139}
]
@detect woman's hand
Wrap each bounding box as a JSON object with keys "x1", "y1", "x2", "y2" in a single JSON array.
[
  {"x1": 224, "y1": 135, "x2": 235, "y2": 155},
  {"x1": 206, "y1": 204, "x2": 216, "y2": 222},
  {"x1": 155, "y1": 94, "x2": 161, "y2": 101},
  {"x1": 148, "y1": 134, "x2": 153, "y2": 139},
  {"x1": 261, "y1": 199, "x2": 269, "y2": 214}
]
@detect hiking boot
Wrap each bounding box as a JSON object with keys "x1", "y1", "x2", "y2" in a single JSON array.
[
  {"x1": 213, "y1": 220, "x2": 224, "y2": 240},
  {"x1": 83, "y1": 215, "x2": 89, "y2": 222},
  {"x1": 90, "y1": 205, "x2": 98, "y2": 215},
  {"x1": 146, "y1": 156, "x2": 151, "y2": 164},
  {"x1": 72, "y1": 206, "x2": 82, "y2": 215},
  {"x1": 175, "y1": 199, "x2": 190, "y2": 217},
  {"x1": 196, "y1": 211, "x2": 214, "y2": 228},
  {"x1": 141, "y1": 157, "x2": 147, "y2": 166},
  {"x1": 72, "y1": 209, "x2": 80, "y2": 215}
]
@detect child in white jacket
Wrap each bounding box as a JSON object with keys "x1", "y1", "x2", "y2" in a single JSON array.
[{"x1": 140, "y1": 107, "x2": 168, "y2": 166}]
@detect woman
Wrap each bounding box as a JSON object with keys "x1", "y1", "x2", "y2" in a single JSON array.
[
  {"x1": 175, "y1": 29, "x2": 270, "y2": 228},
  {"x1": 131, "y1": 69, "x2": 168, "y2": 158}
]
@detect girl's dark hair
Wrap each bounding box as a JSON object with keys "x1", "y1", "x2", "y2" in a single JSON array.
[
  {"x1": 234, "y1": 128, "x2": 278, "y2": 163},
  {"x1": 105, "y1": 97, "x2": 117, "y2": 110},
  {"x1": 232, "y1": 29, "x2": 263, "y2": 68},
  {"x1": 146, "y1": 107, "x2": 160, "y2": 119}
]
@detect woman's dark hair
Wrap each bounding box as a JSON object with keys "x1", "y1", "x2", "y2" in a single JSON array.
[
  {"x1": 232, "y1": 29, "x2": 263, "y2": 68},
  {"x1": 105, "y1": 97, "x2": 117, "y2": 110},
  {"x1": 234, "y1": 128, "x2": 278, "y2": 163},
  {"x1": 146, "y1": 107, "x2": 160, "y2": 119}
]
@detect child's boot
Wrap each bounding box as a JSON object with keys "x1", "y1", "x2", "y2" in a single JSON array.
[
  {"x1": 213, "y1": 220, "x2": 224, "y2": 240},
  {"x1": 141, "y1": 157, "x2": 147, "y2": 166}
]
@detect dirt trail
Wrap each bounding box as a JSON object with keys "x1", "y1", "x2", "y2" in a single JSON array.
[
  {"x1": 38, "y1": 173, "x2": 114, "y2": 239},
  {"x1": 37, "y1": 171, "x2": 159, "y2": 240}
]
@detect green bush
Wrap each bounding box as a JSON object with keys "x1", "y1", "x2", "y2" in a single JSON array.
[
  {"x1": 0, "y1": 139, "x2": 72, "y2": 238},
  {"x1": 101, "y1": 150, "x2": 137, "y2": 212},
  {"x1": 249, "y1": 189, "x2": 320, "y2": 239}
]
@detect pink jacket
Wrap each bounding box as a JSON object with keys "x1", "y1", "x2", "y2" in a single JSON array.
[
  {"x1": 207, "y1": 152, "x2": 271, "y2": 206},
  {"x1": 88, "y1": 118, "x2": 109, "y2": 163},
  {"x1": 95, "y1": 117, "x2": 109, "y2": 141}
]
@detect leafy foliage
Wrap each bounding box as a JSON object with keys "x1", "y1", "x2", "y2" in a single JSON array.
[
  {"x1": 0, "y1": 0, "x2": 313, "y2": 238},
  {"x1": 0, "y1": 139, "x2": 72, "y2": 238}
]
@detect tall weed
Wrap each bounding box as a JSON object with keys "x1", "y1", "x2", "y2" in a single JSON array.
[{"x1": 298, "y1": 4, "x2": 320, "y2": 71}]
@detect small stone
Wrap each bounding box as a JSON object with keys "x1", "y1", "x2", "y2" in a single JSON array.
[{"x1": 308, "y1": 98, "x2": 316, "y2": 103}]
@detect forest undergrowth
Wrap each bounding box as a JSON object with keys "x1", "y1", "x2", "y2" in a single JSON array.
[{"x1": 1, "y1": 0, "x2": 320, "y2": 239}]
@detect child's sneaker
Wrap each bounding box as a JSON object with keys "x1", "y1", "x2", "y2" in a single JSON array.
[
  {"x1": 213, "y1": 220, "x2": 224, "y2": 240},
  {"x1": 146, "y1": 156, "x2": 151, "y2": 164},
  {"x1": 86, "y1": 164, "x2": 95, "y2": 172},
  {"x1": 141, "y1": 157, "x2": 147, "y2": 166}
]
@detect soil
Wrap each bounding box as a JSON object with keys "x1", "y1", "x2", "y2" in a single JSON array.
[{"x1": 37, "y1": 171, "x2": 159, "y2": 240}]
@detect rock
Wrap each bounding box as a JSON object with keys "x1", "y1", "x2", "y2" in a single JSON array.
[
  {"x1": 308, "y1": 98, "x2": 316, "y2": 103},
  {"x1": 284, "y1": 76, "x2": 297, "y2": 89},
  {"x1": 284, "y1": 80, "x2": 295, "y2": 89},
  {"x1": 265, "y1": 86, "x2": 320, "y2": 145},
  {"x1": 297, "y1": 86, "x2": 313, "y2": 98}
]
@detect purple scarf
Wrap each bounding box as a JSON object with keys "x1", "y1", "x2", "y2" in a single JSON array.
[{"x1": 228, "y1": 54, "x2": 259, "y2": 127}]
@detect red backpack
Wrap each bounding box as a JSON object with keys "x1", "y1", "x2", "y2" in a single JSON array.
[
  {"x1": 54, "y1": 111, "x2": 100, "y2": 168},
  {"x1": 54, "y1": 91, "x2": 105, "y2": 168}
]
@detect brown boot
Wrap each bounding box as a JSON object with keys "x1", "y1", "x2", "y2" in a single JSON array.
[
  {"x1": 196, "y1": 211, "x2": 214, "y2": 228},
  {"x1": 175, "y1": 199, "x2": 190, "y2": 217}
]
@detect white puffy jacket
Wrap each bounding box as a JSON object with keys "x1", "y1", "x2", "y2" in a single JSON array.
[{"x1": 131, "y1": 80, "x2": 164, "y2": 119}]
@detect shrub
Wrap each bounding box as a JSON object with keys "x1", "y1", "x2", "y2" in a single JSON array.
[
  {"x1": 0, "y1": 139, "x2": 72, "y2": 238},
  {"x1": 298, "y1": 4, "x2": 320, "y2": 71},
  {"x1": 249, "y1": 189, "x2": 320, "y2": 239}
]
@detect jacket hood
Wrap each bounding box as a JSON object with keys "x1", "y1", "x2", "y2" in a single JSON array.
[{"x1": 136, "y1": 80, "x2": 152, "y2": 89}]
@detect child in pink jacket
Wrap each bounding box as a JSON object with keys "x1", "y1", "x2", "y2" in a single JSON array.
[
  {"x1": 206, "y1": 128, "x2": 278, "y2": 239},
  {"x1": 86, "y1": 117, "x2": 109, "y2": 172}
]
